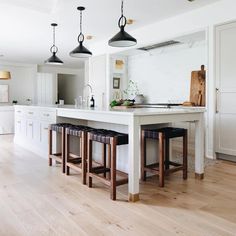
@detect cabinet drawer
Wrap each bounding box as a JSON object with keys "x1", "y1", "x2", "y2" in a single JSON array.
[
  {"x1": 39, "y1": 110, "x2": 56, "y2": 121},
  {"x1": 25, "y1": 109, "x2": 38, "y2": 118},
  {"x1": 15, "y1": 108, "x2": 24, "y2": 116}
]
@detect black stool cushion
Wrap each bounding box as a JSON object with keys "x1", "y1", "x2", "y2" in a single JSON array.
[
  {"x1": 143, "y1": 127, "x2": 187, "y2": 139},
  {"x1": 89, "y1": 129, "x2": 128, "y2": 145},
  {"x1": 50, "y1": 123, "x2": 74, "y2": 133},
  {"x1": 66, "y1": 125, "x2": 94, "y2": 137}
]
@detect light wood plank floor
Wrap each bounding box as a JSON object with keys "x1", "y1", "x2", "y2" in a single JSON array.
[{"x1": 0, "y1": 135, "x2": 236, "y2": 236}]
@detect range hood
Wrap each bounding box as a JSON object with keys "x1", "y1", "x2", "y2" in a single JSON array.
[{"x1": 138, "y1": 40, "x2": 182, "y2": 51}]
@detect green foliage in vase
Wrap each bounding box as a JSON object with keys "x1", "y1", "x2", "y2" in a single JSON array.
[{"x1": 123, "y1": 80, "x2": 139, "y2": 99}]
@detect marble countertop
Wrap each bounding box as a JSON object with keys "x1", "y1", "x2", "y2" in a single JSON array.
[{"x1": 14, "y1": 104, "x2": 206, "y2": 116}]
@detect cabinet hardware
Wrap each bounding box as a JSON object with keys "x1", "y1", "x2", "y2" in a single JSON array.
[
  {"x1": 43, "y1": 114, "x2": 50, "y2": 117},
  {"x1": 44, "y1": 128, "x2": 48, "y2": 130},
  {"x1": 17, "y1": 111, "x2": 21, "y2": 113},
  {"x1": 28, "y1": 123, "x2": 33, "y2": 126},
  {"x1": 216, "y1": 88, "x2": 219, "y2": 113},
  {"x1": 28, "y1": 112, "x2": 34, "y2": 115},
  {"x1": 17, "y1": 121, "x2": 21, "y2": 123}
]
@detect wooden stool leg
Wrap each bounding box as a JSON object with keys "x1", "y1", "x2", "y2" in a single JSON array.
[
  {"x1": 165, "y1": 138, "x2": 170, "y2": 171},
  {"x1": 141, "y1": 130, "x2": 147, "y2": 181},
  {"x1": 48, "y1": 129, "x2": 52, "y2": 166},
  {"x1": 65, "y1": 132, "x2": 70, "y2": 175},
  {"x1": 62, "y1": 128, "x2": 66, "y2": 174},
  {"x1": 88, "y1": 135, "x2": 93, "y2": 188},
  {"x1": 108, "y1": 144, "x2": 111, "y2": 180},
  {"x1": 102, "y1": 143, "x2": 107, "y2": 178},
  {"x1": 82, "y1": 132, "x2": 87, "y2": 185},
  {"x1": 159, "y1": 133, "x2": 165, "y2": 187},
  {"x1": 110, "y1": 137, "x2": 117, "y2": 200},
  {"x1": 183, "y1": 131, "x2": 188, "y2": 180}
]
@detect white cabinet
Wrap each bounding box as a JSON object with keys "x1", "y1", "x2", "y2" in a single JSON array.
[
  {"x1": 0, "y1": 106, "x2": 14, "y2": 134},
  {"x1": 14, "y1": 105, "x2": 57, "y2": 158},
  {"x1": 215, "y1": 22, "x2": 236, "y2": 157}
]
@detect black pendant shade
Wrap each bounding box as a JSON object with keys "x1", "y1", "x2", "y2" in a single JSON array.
[
  {"x1": 45, "y1": 52, "x2": 64, "y2": 65},
  {"x1": 108, "y1": 0, "x2": 137, "y2": 47},
  {"x1": 70, "y1": 6, "x2": 92, "y2": 58},
  {"x1": 108, "y1": 26, "x2": 137, "y2": 47},
  {"x1": 45, "y1": 23, "x2": 63, "y2": 65}
]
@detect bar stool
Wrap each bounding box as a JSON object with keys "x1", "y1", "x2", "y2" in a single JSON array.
[
  {"x1": 65, "y1": 125, "x2": 94, "y2": 184},
  {"x1": 87, "y1": 129, "x2": 129, "y2": 200},
  {"x1": 48, "y1": 123, "x2": 74, "y2": 173},
  {"x1": 141, "y1": 127, "x2": 188, "y2": 187}
]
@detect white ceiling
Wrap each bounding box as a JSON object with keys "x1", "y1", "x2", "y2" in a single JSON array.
[{"x1": 0, "y1": 0, "x2": 220, "y2": 68}]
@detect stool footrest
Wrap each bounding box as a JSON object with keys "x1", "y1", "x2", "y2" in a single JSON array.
[
  {"x1": 144, "y1": 161, "x2": 184, "y2": 174},
  {"x1": 68, "y1": 153, "x2": 81, "y2": 159},
  {"x1": 88, "y1": 171, "x2": 128, "y2": 187},
  {"x1": 168, "y1": 161, "x2": 182, "y2": 167},
  {"x1": 92, "y1": 166, "x2": 110, "y2": 175},
  {"x1": 67, "y1": 158, "x2": 82, "y2": 164},
  {"x1": 165, "y1": 166, "x2": 184, "y2": 174},
  {"x1": 49, "y1": 154, "x2": 62, "y2": 163}
]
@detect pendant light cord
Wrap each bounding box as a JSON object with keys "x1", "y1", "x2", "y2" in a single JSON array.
[
  {"x1": 53, "y1": 25, "x2": 55, "y2": 47},
  {"x1": 119, "y1": 0, "x2": 126, "y2": 28},
  {"x1": 78, "y1": 9, "x2": 85, "y2": 43},
  {"x1": 50, "y1": 24, "x2": 58, "y2": 54},
  {"x1": 121, "y1": 0, "x2": 124, "y2": 17}
]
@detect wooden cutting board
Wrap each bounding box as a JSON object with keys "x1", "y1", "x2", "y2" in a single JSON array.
[{"x1": 190, "y1": 65, "x2": 206, "y2": 106}]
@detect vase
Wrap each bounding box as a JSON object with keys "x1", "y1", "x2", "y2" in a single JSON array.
[{"x1": 135, "y1": 94, "x2": 145, "y2": 104}]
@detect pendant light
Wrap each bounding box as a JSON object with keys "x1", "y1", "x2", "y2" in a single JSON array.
[
  {"x1": 45, "y1": 23, "x2": 63, "y2": 65},
  {"x1": 108, "y1": 0, "x2": 137, "y2": 47},
  {"x1": 70, "y1": 6, "x2": 92, "y2": 58}
]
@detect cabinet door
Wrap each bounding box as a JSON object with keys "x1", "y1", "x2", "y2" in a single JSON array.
[
  {"x1": 26, "y1": 119, "x2": 38, "y2": 142},
  {"x1": 215, "y1": 22, "x2": 236, "y2": 156},
  {"x1": 39, "y1": 121, "x2": 50, "y2": 148},
  {"x1": 15, "y1": 117, "x2": 25, "y2": 137}
]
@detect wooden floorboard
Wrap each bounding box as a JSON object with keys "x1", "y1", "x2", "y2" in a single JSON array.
[{"x1": 0, "y1": 135, "x2": 236, "y2": 236}]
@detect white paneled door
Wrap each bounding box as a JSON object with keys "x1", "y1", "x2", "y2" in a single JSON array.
[
  {"x1": 215, "y1": 22, "x2": 236, "y2": 157},
  {"x1": 37, "y1": 73, "x2": 57, "y2": 105}
]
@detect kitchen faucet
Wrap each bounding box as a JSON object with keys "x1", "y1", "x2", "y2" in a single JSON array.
[{"x1": 83, "y1": 84, "x2": 93, "y2": 106}]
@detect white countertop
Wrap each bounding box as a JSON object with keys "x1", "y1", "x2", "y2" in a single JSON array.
[
  {"x1": 0, "y1": 105, "x2": 14, "y2": 110},
  {"x1": 14, "y1": 104, "x2": 206, "y2": 116}
]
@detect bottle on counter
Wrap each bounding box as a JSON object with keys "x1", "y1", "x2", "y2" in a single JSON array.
[{"x1": 90, "y1": 95, "x2": 95, "y2": 108}]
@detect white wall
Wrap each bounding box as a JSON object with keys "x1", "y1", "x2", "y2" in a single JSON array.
[
  {"x1": 58, "y1": 72, "x2": 84, "y2": 105},
  {"x1": 128, "y1": 41, "x2": 206, "y2": 103},
  {"x1": 109, "y1": 56, "x2": 128, "y2": 102},
  {"x1": 0, "y1": 62, "x2": 37, "y2": 104},
  {"x1": 88, "y1": 55, "x2": 108, "y2": 108}
]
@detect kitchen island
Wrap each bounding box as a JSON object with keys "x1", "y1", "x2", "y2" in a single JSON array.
[{"x1": 14, "y1": 105, "x2": 205, "y2": 201}]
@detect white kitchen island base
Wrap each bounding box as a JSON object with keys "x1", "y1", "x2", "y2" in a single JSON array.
[
  {"x1": 56, "y1": 106, "x2": 205, "y2": 202},
  {"x1": 14, "y1": 105, "x2": 205, "y2": 202}
]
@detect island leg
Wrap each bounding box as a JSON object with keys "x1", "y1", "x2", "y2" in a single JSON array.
[
  {"x1": 195, "y1": 114, "x2": 205, "y2": 179},
  {"x1": 128, "y1": 117, "x2": 140, "y2": 202}
]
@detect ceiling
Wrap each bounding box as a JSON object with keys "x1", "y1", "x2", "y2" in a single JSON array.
[{"x1": 0, "y1": 0, "x2": 220, "y2": 68}]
